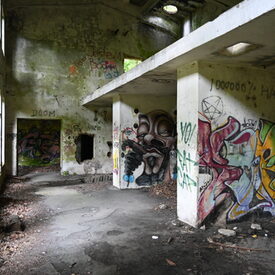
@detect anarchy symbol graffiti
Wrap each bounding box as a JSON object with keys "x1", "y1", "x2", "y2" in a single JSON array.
[{"x1": 202, "y1": 96, "x2": 224, "y2": 120}]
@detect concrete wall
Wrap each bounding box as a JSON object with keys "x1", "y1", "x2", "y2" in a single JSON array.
[
  {"x1": 0, "y1": 48, "x2": 5, "y2": 188},
  {"x1": 177, "y1": 61, "x2": 275, "y2": 226},
  {"x1": 4, "y1": 2, "x2": 177, "y2": 175},
  {"x1": 113, "y1": 94, "x2": 176, "y2": 189},
  {"x1": 192, "y1": 0, "x2": 242, "y2": 30},
  {"x1": 177, "y1": 62, "x2": 200, "y2": 227}
]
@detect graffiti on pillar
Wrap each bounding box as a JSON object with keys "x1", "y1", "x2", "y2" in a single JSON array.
[
  {"x1": 201, "y1": 96, "x2": 224, "y2": 120},
  {"x1": 121, "y1": 110, "x2": 176, "y2": 186},
  {"x1": 198, "y1": 116, "x2": 275, "y2": 224}
]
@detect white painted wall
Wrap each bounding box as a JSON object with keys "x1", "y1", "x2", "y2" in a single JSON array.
[{"x1": 177, "y1": 62, "x2": 199, "y2": 227}]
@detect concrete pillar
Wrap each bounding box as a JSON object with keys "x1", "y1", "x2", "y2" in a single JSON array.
[
  {"x1": 183, "y1": 15, "x2": 192, "y2": 37},
  {"x1": 177, "y1": 62, "x2": 199, "y2": 227},
  {"x1": 112, "y1": 94, "x2": 137, "y2": 189},
  {"x1": 112, "y1": 95, "x2": 122, "y2": 188}
]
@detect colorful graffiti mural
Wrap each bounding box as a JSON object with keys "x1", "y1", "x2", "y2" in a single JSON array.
[
  {"x1": 198, "y1": 116, "x2": 275, "y2": 223},
  {"x1": 17, "y1": 120, "x2": 60, "y2": 167},
  {"x1": 122, "y1": 110, "x2": 176, "y2": 186}
]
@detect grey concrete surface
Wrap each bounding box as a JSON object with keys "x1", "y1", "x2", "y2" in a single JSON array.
[{"x1": 1, "y1": 173, "x2": 275, "y2": 275}]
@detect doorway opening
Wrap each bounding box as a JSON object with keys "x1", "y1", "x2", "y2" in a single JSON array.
[{"x1": 17, "y1": 119, "x2": 61, "y2": 175}]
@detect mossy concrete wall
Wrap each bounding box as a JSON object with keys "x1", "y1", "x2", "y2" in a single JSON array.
[
  {"x1": 4, "y1": 2, "x2": 178, "y2": 175},
  {"x1": 192, "y1": 0, "x2": 242, "y2": 31},
  {"x1": 0, "y1": 48, "x2": 5, "y2": 187}
]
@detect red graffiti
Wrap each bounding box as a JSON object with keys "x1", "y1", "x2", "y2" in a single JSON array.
[
  {"x1": 69, "y1": 65, "x2": 77, "y2": 74},
  {"x1": 198, "y1": 116, "x2": 252, "y2": 223}
]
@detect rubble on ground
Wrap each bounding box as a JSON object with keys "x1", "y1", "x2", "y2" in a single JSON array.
[{"x1": 149, "y1": 181, "x2": 176, "y2": 199}]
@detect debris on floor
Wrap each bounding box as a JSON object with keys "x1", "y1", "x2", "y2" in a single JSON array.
[
  {"x1": 251, "y1": 223, "x2": 262, "y2": 230},
  {"x1": 0, "y1": 172, "x2": 275, "y2": 275},
  {"x1": 218, "y1": 228, "x2": 237, "y2": 237},
  {"x1": 149, "y1": 181, "x2": 176, "y2": 200}
]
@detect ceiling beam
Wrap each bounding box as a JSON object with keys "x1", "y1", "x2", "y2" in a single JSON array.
[
  {"x1": 206, "y1": 0, "x2": 229, "y2": 8},
  {"x1": 141, "y1": 0, "x2": 162, "y2": 15}
]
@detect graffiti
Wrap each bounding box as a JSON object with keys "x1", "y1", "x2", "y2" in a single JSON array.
[
  {"x1": 210, "y1": 79, "x2": 256, "y2": 93},
  {"x1": 210, "y1": 78, "x2": 275, "y2": 99},
  {"x1": 198, "y1": 116, "x2": 275, "y2": 223},
  {"x1": 180, "y1": 122, "x2": 196, "y2": 145},
  {"x1": 107, "y1": 141, "x2": 112, "y2": 158},
  {"x1": 73, "y1": 50, "x2": 121, "y2": 80},
  {"x1": 89, "y1": 57, "x2": 119, "y2": 79},
  {"x1": 177, "y1": 149, "x2": 198, "y2": 190},
  {"x1": 113, "y1": 126, "x2": 119, "y2": 142},
  {"x1": 261, "y1": 85, "x2": 275, "y2": 99},
  {"x1": 201, "y1": 96, "x2": 223, "y2": 120},
  {"x1": 121, "y1": 127, "x2": 137, "y2": 142},
  {"x1": 169, "y1": 150, "x2": 177, "y2": 181},
  {"x1": 113, "y1": 148, "x2": 119, "y2": 176},
  {"x1": 227, "y1": 119, "x2": 275, "y2": 221},
  {"x1": 18, "y1": 120, "x2": 60, "y2": 167},
  {"x1": 31, "y1": 110, "x2": 56, "y2": 117},
  {"x1": 121, "y1": 110, "x2": 176, "y2": 186},
  {"x1": 241, "y1": 118, "x2": 257, "y2": 129},
  {"x1": 69, "y1": 65, "x2": 77, "y2": 75}
]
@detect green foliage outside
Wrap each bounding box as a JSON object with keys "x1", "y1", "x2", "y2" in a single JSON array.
[{"x1": 124, "y1": 58, "x2": 142, "y2": 72}]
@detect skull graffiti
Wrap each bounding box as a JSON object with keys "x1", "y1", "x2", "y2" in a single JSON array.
[{"x1": 122, "y1": 110, "x2": 176, "y2": 186}]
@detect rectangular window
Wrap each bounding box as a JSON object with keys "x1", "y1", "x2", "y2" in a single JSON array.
[
  {"x1": 75, "y1": 134, "x2": 94, "y2": 163},
  {"x1": 124, "y1": 58, "x2": 142, "y2": 72}
]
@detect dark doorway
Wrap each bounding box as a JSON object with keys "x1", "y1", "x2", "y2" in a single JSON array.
[
  {"x1": 17, "y1": 119, "x2": 61, "y2": 175},
  {"x1": 75, "y1": 134, "x2": 94, "y2": 163}
]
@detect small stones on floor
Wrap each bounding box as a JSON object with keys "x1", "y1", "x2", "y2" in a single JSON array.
[
  {"x1": 250, "y1": 223, "x2": 262, "y2": 230},
  {"x1": 167, "y1": 237, "x2": 174, "y2": 244},
  {"x1": 166, "y1": 258, "x2": 176, "y2": 266},
  {"x1": 218, "y1": 228, "x2": 236, "y2": 237},
  {"x1": 155, "y1": 203, "x2": 168, "y2": 210},
  {"x1": 159, "y1": 204, "x2": 168, "y2": 210},
  {"x1": 0, "y1": 257, "x2": 5, "y2": 267},
  {"x1": 171, "y1": 219, "x2": 183, "y2": 227},
  {"x1": 200, "y1": 225, "x2": 206, "y2": 230}
]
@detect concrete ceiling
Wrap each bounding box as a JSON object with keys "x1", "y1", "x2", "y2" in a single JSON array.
[
  {"x1": 3, "y1": 0, "x2": 241, "y2": 37},
  {"x1": 82, "y1": 0, "x2": 275, "y2": 107}
]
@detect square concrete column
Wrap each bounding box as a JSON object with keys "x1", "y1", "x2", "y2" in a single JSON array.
[
  {"x1": 112, "y1": 94, "x2": 139, "y2": 189},
  {"x1": 177, "y1": 61, "x2": 275, "y2": 227},
  {"x1": 177, "y1": 62, "x2": 200, "y2": 227},
  {"x1": 112, "y1": 95, "x2": 122, "y2": 188}
]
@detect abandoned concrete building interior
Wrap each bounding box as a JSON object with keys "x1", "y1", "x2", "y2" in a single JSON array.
[{"x1": 0, "y1": 0, "x2": 275, "y2": 274}]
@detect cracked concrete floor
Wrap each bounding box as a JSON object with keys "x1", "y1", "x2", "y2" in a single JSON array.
[{"x1": 1, "y1": 173, "x2": 275, "y2": 275}]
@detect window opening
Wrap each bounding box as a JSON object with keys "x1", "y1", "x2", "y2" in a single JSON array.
[
  {"x1": 124, "y1": 58, "x2": 142, "y2": 72},
  {"x1": 75, "y1": 134, "x2": 94, "y2": 163}
]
